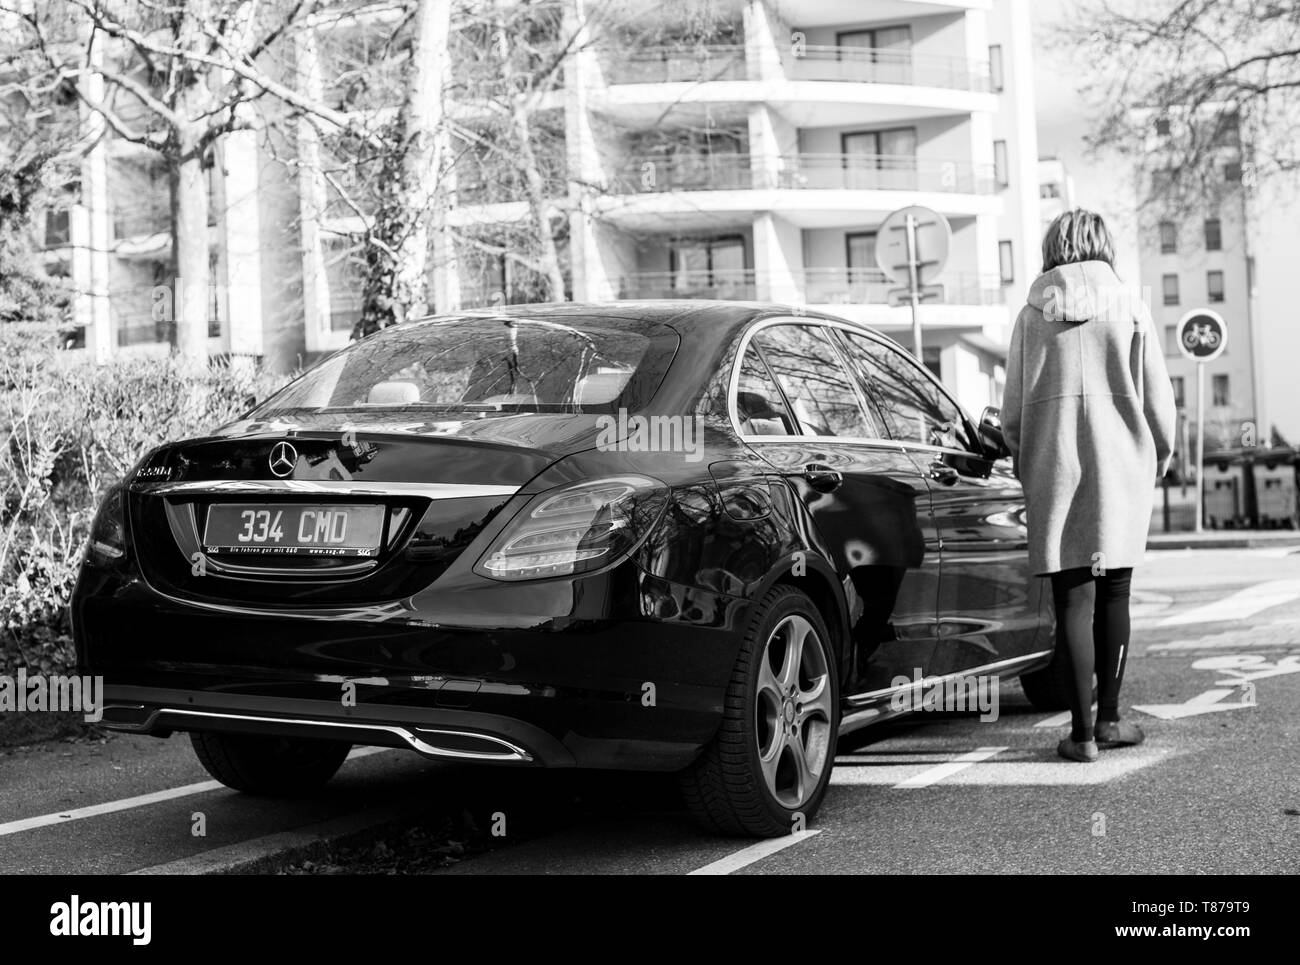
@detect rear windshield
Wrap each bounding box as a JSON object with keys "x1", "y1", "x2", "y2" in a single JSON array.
[{"x1": 252, "y1": 317, "x2": 658, "y2": 417}]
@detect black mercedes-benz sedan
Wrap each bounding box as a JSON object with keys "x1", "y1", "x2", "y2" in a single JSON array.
[{"x1": 73, "y1": 302, "x2": 1067, "y2": 837}]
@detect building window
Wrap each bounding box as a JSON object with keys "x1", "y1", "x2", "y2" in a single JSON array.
[
  {"x1": 1171, "y1": 376, "x2": 1185, "y2": 408},
  {"x1": 846, "y1": 231, "x2": 877, "y2": 277},
  {"x1": 1162, "y1": 273, "x2": 1180, "y2": 305},
  {"x1": 1207, "y1": 270, "x2": 1225, "y2": 302},
  {"x1": 841, "y1": 128, "x2": 917, "y2": 189},
  {"x1": 43, "y1": 209, "x2": 70, "y2": 248},
  {"x1": 1212, "y1": 374, "x2": 1230, "y2": 406},
  {"x1": 1164, "y1": 325, "x2": 1178, "y2": 354},
  {"x1": 1224, "y1": 161, "x2": 1242, "y2": 183},
  {"x1": 1159, "y1": 221, "x2": 1176, "y2": 254},
  {"x1": 993, "y1": 140, "x2": 1008, "y2": 187},
  {"x1": 998, "y1": 240, "x2": 1014, "y2": 284},
  {"x1": 670, "y1": 235, "x2": 747, "y2": 293},
  {"x1": 988, "y1": 45, "x2": 1003, "y2": 92},
  {"x1": 1154, "y1": 116, "x2": 1171, "y2": 136},
  {"x1": 1204, "y1": 218, "x2": 1222, "y2": 251}
]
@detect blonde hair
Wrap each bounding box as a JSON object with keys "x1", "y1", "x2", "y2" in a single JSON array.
[{"x1": 1041, "y1": 208, "x2": 1115, "y2": 272}]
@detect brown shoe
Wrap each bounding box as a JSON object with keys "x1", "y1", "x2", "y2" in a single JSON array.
[
  {"x1": 1057, "y1": 738, "x2": 1099, "y2": 762},
  {"x1": 1095, "y1": 720, "x2": 1145, "y2": 747}
]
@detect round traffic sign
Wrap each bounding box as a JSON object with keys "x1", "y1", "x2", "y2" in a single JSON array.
[
  {"x1": 1176, "y1": 308, "x2": 1227, "y2": 362},
  {"x1": 875, "y1": 205, "x2": 951, "y2": 288}
]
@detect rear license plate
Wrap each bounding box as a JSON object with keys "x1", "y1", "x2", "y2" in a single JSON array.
[{"x1": 202, "y1": 503, "x2": 384, "y2": 557}]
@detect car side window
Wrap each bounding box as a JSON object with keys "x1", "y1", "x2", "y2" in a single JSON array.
[
  {"x1": 836, "y1": 331, "x2": 976, "y2": 451},
  {"x1": 734, "y1": 343, "x2": 797, "y2": 436},
  {"x1": 751, "y1": 325, "x2": 877, "y2": 438}
]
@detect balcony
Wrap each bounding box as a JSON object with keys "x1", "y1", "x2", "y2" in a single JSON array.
[
  {"x1": 601, "y1": 44, "x2": 990, "y2": 93},
  {"x1": 782, "y1": 46, "x2": 989, "y2": 92},
  {"x1": 616, "y1": 268, "x2": 1003, "y2": 306},
  {"x1": 603, "y1": 46, "x2": 747, "y2": 85},
  {"x1": 618, "y1": 269, "x2": 757, "y2": 301},
  {"x1": 617, "y1": 153, "x2": 995, "y2": 195},
  {"x1": 797, "y1": 268, "x2": 1005, "y2": 306}
]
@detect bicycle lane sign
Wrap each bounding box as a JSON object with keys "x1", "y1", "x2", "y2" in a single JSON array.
[{"x1": 1177, "y1": 308, "x2": 1227, "y2": 362}]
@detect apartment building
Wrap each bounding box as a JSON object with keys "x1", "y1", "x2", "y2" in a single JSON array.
[
  {"x1": 1038, "y1": 155, "x2": 1074, "y2": 230},
  {"x1": 53, "y1": 0, "x2": 1041, "y2": 418},
  {"x1": 1135, "y1": 111, "x2": 1261, "y2": 459}
]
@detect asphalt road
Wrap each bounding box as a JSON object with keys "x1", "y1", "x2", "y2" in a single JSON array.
[{"x1": 3, "y1": 547, "x2": 1298, "y2": 875}]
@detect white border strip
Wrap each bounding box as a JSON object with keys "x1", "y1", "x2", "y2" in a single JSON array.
[
  {"x1": 687, "y1": 829, "x2": 822, "y2": 875},
  {"x1": 892, "y1": 746, "x2": 1006, "y2": 788},
  {"x1": 0, "y1": 747, "x2": 388, "y2": 839}
]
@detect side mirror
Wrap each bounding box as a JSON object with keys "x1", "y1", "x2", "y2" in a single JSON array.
[{"x1": 978, "y1": 405, "x2": 1011, "y2": 460}]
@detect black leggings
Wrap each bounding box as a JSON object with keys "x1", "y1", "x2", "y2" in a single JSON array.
[{"x1": 1050, "y1": 566, "x2": 1134, "y2": 742}]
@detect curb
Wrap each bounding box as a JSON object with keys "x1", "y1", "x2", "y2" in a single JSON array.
[
  {"x1": 1147, "y1": 535, "x2": 1300, "y2": 551},
  {"x1": 128, "y1": 802, "x2": 426, "y2": 875}
]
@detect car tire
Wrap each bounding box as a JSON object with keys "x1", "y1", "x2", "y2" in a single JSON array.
[
  {"x1": 681, "y1": 584, "x2": 840, "y2": 838},
  {"x1": 1018, "y1": 638, "x2": 1097, "y2": 712},
  {"x1": 189, "y1": 731, "x2": 351, "y2": 795}
]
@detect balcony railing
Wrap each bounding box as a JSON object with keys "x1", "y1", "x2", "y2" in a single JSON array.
[
  {"x1": 603, "y1": 45, "x2": 747, "y2": 85},
  {"x1": 601, "y1": 44, "x2": 991, "y2": 92},
  {"x1": 618, "y1": 153, "x2": 995, "y2": 195},
  {"x1": 618, "y1": 269, "x2": 757, "y2": 301},
  {"x1": 782, "y1": 46, "x2": 990, "y2": 92},
  {"x1": 777, "y1": 154, "x2": 995, "y2": 194},
  {"x1": 617, "y1": 268, "x2": 1004, "y2": 306},
  {"x1": 616, "y1": 153, "x2": 754, "y2": 192},
  {"x1": 797, "y1": 268, "x2": 1005, "y2": 306}
]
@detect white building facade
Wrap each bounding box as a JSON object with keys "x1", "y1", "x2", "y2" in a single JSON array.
[{"x1": 56, "y1": 0, "x2": 1041, "y2": 419}]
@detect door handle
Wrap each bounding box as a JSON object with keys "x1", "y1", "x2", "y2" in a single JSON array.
[
  {"x1": 928, "y1": 461, "x2": 959, "y2": 486},
  {"x1": 795, "y1": 463, "x2": 843, "y2": 493}
]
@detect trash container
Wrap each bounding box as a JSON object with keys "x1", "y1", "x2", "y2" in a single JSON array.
[
  {"x1": 1202, "y1": 452, "x2": 1250, "y2": 529},
  {"x1": 1251, "y1": 449, "x2": 1299, "y2": 529}
]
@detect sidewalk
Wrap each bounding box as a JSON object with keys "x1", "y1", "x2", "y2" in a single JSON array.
[{"x1": 1147, "y1": 530, "x2": 1300, "y2": 550}]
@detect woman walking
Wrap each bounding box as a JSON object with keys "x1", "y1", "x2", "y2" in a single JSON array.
[{"x1": 1002, "y1": 209, "x2": 1178, "y2": 762}]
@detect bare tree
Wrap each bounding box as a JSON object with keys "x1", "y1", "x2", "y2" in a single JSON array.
[
  {"x1": 4, "y1": 0, "x2": 367, "y2": 361},
  {"x1": 1061, "y1": 0, "x2": 1300, "y2": 211}
]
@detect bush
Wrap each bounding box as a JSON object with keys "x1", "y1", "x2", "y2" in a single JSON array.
[{"x1": 0, "y1": 324, "x2": 292, "y2": 676}]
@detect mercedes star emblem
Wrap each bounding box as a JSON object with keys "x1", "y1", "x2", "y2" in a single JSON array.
[{"x1": 268, "y1": 441, "x2": 298, "y2": 478}]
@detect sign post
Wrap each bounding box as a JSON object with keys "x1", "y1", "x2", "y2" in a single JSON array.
[
  {"x1": 1176, "y1": 308, "x2": 1228, "y2": 532},
  {"x1": 876, "y1": 205, "x2": 951, "y2": 359}
]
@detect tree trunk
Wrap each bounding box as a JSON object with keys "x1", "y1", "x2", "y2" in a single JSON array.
[
  {"x1": 173, "y1": 131, "x2": 210, "y2": 363},
  {"x1": 354, "y1": 0, "x2": 451, "y2": 337},
  {"x1": 512, "y1": 96, "x2": 566, "y2": 301},
  {"x1": 395, "y1": 0, "x2": 451, "y2": 319}
]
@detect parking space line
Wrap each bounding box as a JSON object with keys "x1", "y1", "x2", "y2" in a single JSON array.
[
  {"x1": 687, "y1": 830, "x2": 822, "y2": 875},
  {"x1": 0, "y1": 779, "x2": 225, "y2": 838},
  {"x1": 0, "y1": 746, "x2": 391, "y2": 838},
  {"x1": 1158, "y1": 579, "x2": 1300, "y2": 627},
  {"x1": 892, "y1": 746, "x2": 1007, "y2": 787}
]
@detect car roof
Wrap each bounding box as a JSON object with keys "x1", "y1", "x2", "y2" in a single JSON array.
[{"x1": 416, "y1": 300, "x2": 895, "y2": 355}]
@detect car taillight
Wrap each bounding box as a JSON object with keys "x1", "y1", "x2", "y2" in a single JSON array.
[
  {"x1": 474, "y1": 475, "x2": 669, "y2": 581},
  {"x1": 85, "y1": 485, "x2": 126, "y2": 564}
]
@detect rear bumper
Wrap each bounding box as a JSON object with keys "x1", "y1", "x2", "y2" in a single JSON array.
[{"x1": 73, "y1": 564, "x2": 747, "y2": 772}]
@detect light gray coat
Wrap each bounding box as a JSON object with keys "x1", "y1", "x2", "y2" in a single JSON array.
[{"x1": 1001, "y1": 260, "x2": 1177, "y2": 576}]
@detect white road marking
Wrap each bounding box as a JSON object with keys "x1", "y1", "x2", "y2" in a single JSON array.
[
  {"x1": 892, "y1": 746, "x2": 1007, "y2": 788},
  {"x1": 1131, "y1": 688, "x2": 1255, "y2": 720},
  {"x1": 687, "y1": 830, "x2": 822, "y2": 875},
  {"x1": 1157, "y1": 579, "x2": 1300, "y2": 627},
  {"x1": 1034, "y1": 704, "x2": 1097, "y2": 728},
  {"x1": 832, "y1": 747, "x2": 1169, "y2": 786},
  {"x1": 0, "y1": 746, "x2": 391, "y2": 838},
  {"x1": 0, "y1": 779, "x2": 225, "y2": 838}
]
